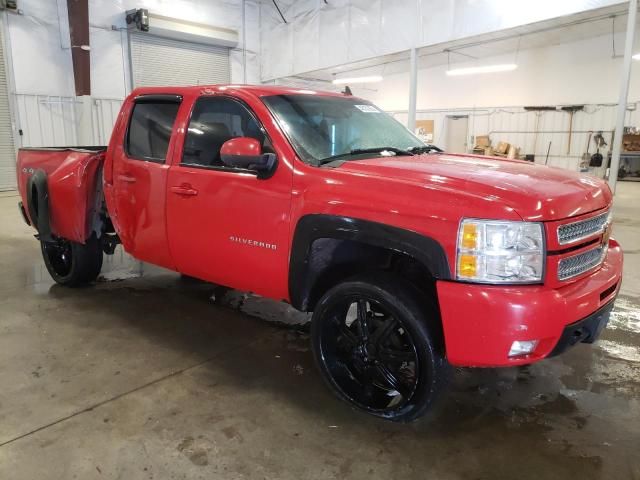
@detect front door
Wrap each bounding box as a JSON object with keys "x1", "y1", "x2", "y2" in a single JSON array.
[
  {"x1": 111, "y1": 95, "x2": 181, "y2": 268},
  {"x1": 445, "y1": 115, "x2": 469, "y2": 153},
  {"x1": 166, "y1": 96, "x2": 292, "y2": 300}
]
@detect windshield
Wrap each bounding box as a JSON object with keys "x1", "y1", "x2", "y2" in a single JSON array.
[{"x1": 262, "y1": 94, "x2": 427, "y2": 165}]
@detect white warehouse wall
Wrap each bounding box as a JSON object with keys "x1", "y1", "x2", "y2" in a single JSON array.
[
  {"x1": 259, "y1": 0, "x2": 626, "y2": 81},
  {"x1": 7, "y1": 0, "x2": 260, "y2": 97},
  {"x1": 367, "y1": 33, "x2": 639, "y2": 111},
  {"x1": 357, "y1": 32, "x2": 640, "y2": 172},
  {"x1": 4, "y1": 0, "x2": 260, "y2": 147}
]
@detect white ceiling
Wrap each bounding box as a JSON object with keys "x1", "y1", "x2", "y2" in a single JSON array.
[{"x1": 286, "y1": 3, "x2": 638, "y2": 84}]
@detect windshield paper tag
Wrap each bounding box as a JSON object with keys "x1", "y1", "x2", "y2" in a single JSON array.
[{"x1": 355, "y1": 104, "x2": 380, "y2": 113}]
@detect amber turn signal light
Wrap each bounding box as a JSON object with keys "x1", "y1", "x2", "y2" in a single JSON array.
[
  {"x1": 458, "y1": 254, "x2": 477, "y2": 278},
  {"x1": 461, "y1": 223, "x2": 478, "y2": 249}
]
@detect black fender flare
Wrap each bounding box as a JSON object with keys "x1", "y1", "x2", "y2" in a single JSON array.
[
  {"x1": 289, "y1": 214, "x2": 451, "y2": 311},
  {"x1": 25, "y1": 169, "x2": 53, "y2": 242}
]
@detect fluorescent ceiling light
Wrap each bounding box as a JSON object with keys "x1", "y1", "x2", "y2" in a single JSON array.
[
  {"x1": 446, "y1": 63, "x2": 518, "y2": 76},
  {"x1": 332, "y1": 75, "x2": 383, "y2": 85},
  {"x1": 633, "y1": 53, "x2": 640, "y2": 60}
]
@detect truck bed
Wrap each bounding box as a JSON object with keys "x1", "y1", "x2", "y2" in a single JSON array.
[{"x1": 17, "y1": 147, "x2": 107, "y2": 244}]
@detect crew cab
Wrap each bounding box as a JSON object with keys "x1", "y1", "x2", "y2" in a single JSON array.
[{"x1": 16, "y1": 85, "x2": 623, "y2": 421}]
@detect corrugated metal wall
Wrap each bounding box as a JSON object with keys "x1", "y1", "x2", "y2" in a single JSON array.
[
  {"x1": 12, "y1": 95, "x2": 640, "y2": 176},
  {"x1": 15, "y1": 95, "x2": 123, "y2": 148},
  {"x1": 92, "y1": 98, "x2": 124, "y2": 145},
  {"x1": 390, "y1": 103, "x2": 640, "y2": 172},
  {"x1": 15, "y1": 95, "x2": 78, "y2": 147}
]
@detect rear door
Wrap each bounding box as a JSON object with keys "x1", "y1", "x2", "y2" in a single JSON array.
[
  {"x1": 166, "y1": 95, "x2": 292, "y2": 300},
  {"x1": 111, "y1": 94, "x2": 182, "y2": 268}
]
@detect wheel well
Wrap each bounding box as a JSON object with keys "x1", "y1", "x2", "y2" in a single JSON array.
[
  {"x1": 303, "y1": 238, "x2": 440, "y2": 308},
  {"x1": 303, "y1": 238, "x2": 444, "y2": 348},
  {"x1": 30, "y1": 184, "x2": 39, "y2": 218},
  {"x1": 26, "y1": 169, "x2": 53, "y2": 241}
]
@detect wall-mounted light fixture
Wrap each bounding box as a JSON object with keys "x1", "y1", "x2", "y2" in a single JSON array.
[
  {"x1": 0, "y1": 0, "x2": 18, "y2": 10},
  {"x1": 126, "y1": 8, "x2": 149, "y2": 32}
]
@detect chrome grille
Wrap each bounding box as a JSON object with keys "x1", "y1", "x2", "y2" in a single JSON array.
[
  {"x1": 558, "y1": 246, "x2": 605, "y2": 280},
  {"x1": 557, "y1": 211, "x2": 609, "y2": 245}
]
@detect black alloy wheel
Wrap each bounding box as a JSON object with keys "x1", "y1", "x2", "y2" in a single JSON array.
[
  {"x1": 41, "y1": 234, "x2": 103, "y2": 287},
  {"x1": 311, "y1": 273, "x2": 447, "y2": 422},
  {"x1": 42, "y1": 238, "x2": 74, "y2": 278}
]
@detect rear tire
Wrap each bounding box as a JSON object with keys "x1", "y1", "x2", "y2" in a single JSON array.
[
  {"x1": 41, "y1": 235, "x2": 103, "y2": 287},
  {"x1": 310, "y1": 272, "x2": 447, "y2": 422}
]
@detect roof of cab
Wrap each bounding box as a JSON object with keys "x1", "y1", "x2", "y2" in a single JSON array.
[{"x1": 129, "y1": 84, "x2": 348, "y2": 99}]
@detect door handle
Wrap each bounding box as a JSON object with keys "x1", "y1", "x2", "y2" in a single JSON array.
[
  {"x1": 170, "y1": 185, "x2": 199, "y2": 196},
  {"x1": 118, "y1": 174, "x2": 136, "y2": 183}
]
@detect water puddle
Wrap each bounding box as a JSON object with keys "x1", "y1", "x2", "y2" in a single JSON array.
[
  {"x1": 608, "y1": 296, "x2": 640, "y2": 334},
  {"x1": 27, "y1": 246, "x2": 640, "y2": 343},
  {"x1": 210, "y1": 289, "x2": 311, "y2": 327},
  {"x1": 596, "y1": 340, "x2": 640, "y2": 363},
  {"x1": 28, "y1": 246, "x2": 311, "y2": 328}
]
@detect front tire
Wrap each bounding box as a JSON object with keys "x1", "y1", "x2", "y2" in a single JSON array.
[
  {"x1": 41, "y1": 235, "x2": 103, "y2": 287},
  {"x1": 310, "y1": 273, "x2": 447, "y2": 422}
]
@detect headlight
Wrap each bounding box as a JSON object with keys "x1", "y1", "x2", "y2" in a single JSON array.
[{"x1": 456, "y1": 219, "x2": 545, "y2": 283}]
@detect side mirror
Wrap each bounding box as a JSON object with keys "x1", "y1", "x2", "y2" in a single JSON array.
[{"x1": 220, "y1": 137, "x2": 277, "y2": 178}]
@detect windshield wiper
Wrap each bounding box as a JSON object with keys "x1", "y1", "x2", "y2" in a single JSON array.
[
  {"x1": 319, "y1": 147, "x2": 414, "y2": 165},
  {"x1": 407, "y1": 144, "x2": 443, "y2": 154}
]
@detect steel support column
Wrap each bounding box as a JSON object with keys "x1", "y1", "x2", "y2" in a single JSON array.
[
  {"x1": 608, "y1": 0, "x2": 637, "y2": 192},
  {"x1": 408, "y1": 47, "x2": 418, "y2": 133}
]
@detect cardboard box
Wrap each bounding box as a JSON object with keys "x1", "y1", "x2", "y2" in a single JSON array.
[
  {"x1": 622, "y1": 134, "x2": 640, "y2": 152},
  {"x1": 495, "y1": 141, "x2": 510, "y2": 154},
  {"x1": 474, "y1": 135, "x2": 490, "y2": 148}
]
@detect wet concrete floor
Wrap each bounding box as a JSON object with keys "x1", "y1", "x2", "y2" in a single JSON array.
[{"x1": 0, "y1": 183, "x2": 639, "y2": 479}]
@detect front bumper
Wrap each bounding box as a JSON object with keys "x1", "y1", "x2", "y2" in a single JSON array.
[
  {"x1": 547, "y1": 300, "x2": 614, "y2": 357},
  {"x1": 436, "y1": 239, "x2": 623, "y2": 367}
]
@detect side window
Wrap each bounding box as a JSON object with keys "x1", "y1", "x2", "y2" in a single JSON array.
[
  {"x1": 182, "y1": 97, "x2": 266, "y2": 167},
  {"x1": 126, "y1": 100, "x2": 181, "y2": 162}
]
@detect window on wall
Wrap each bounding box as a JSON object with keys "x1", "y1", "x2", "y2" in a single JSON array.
[
  {"x1": 126, "y1": 101, "x2": 181, "y2": 162},
  {"x1": 182, "y1": 97, "x2": 266, "y2": 167}
]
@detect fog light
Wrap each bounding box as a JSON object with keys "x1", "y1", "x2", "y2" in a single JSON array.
[{"x1": 508, "y1": 340, "x2": 539, "y2": 357}]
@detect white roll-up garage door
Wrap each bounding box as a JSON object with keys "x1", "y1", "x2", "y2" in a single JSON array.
[
  {"x1": 129, "y1": 32, "x2": 231, "y2": 88},
  {"x1": 0, "y1": 30, "x2": 16, "y2": 191}
]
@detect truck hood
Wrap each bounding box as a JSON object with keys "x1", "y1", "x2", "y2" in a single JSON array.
[{"x1": 338, "y1": 153, "x2": 611, "y2": 221}]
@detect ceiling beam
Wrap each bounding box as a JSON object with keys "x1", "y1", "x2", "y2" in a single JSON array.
[{"x1": 66, "y1": 0, "x2": 90, "y2": 96}]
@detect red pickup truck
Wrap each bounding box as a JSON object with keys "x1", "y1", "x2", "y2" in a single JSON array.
[{"x1": 16, "y1": 85, "x2": 623, "y2": 421}]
